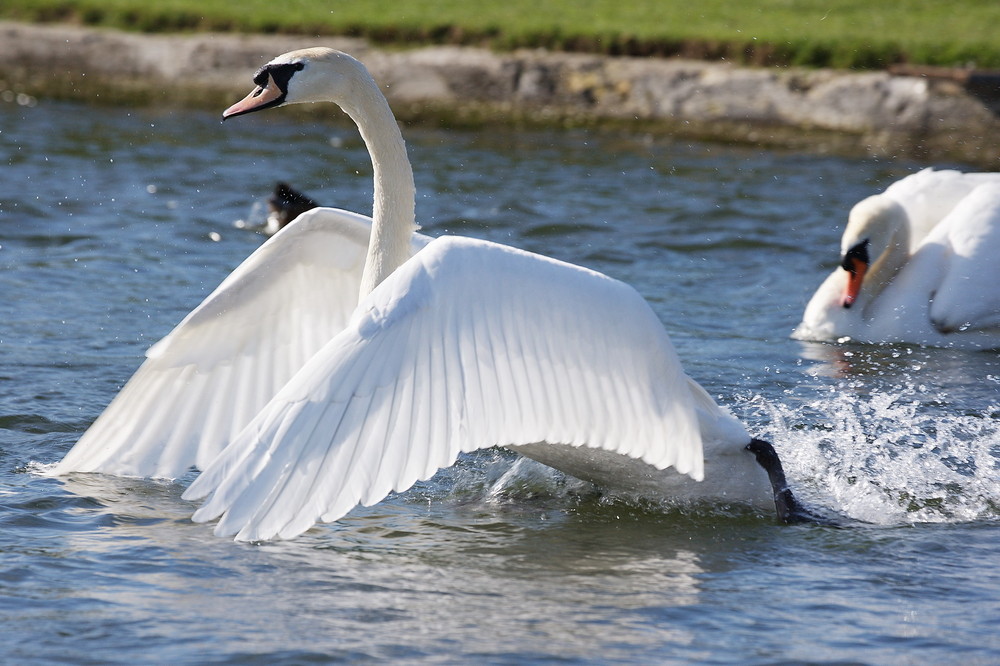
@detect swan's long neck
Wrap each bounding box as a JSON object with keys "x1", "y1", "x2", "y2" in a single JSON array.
[{"x1": 339, "y1": 77, "x2": 417, "y2": 299}]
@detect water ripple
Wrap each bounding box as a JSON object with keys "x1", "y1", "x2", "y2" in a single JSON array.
[{"x1": 2, "y1": 100, "x2": 1000, "y2": 663}]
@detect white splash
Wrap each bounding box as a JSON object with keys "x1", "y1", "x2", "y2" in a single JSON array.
[
  {"x1": 743, "y1": 384, "x2": 1000, "y2": 525},
  {"x1": 232, "y1": 201, "x2": 267, "y2": 231}
]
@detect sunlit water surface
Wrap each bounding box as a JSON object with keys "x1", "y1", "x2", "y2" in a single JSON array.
[{"x1": 2, "y1": 99, "x2": 999, "y2": 664}]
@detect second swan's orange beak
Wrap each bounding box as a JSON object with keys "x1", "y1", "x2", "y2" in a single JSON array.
[{"x1": 841, "y1": 256, "x2": 868, "y2": 308}]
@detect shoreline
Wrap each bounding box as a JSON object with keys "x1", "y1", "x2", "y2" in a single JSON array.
[{"x1": 3, "y1": 21, "x2": 999, "y2": 166}]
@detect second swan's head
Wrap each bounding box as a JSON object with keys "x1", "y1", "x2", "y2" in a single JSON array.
[
  {"x1": 223, "y1": 48, "x2": 374, "y2": 119},
  {"x1": 837, "y1": 194, "x2": 909, "y2": 308}
]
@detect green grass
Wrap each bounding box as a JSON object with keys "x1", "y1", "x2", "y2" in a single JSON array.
[{"x1": 4, "y1": 0, "x2": 1000, "y2": 70}]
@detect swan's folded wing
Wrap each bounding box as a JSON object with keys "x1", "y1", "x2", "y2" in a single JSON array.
[
  {"x1": 927, "y1": 184, "x2": 1000, "y2": 332},
  {"x1": 884, "y1": 168, "x2": 1000, "y2": 246},
  {"x1": 183, "y1": 236, "x2": 705, "y2": 541},
  {"x1": 53, "y1": 208, "x2": 428, "y2": 479}
]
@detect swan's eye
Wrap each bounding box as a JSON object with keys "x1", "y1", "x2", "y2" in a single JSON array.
[
  {"x1": 840, "y1": 239, "x2": 870, "y2": 273},
  {"x1": 250, "y1": 62, "x2": 305, "y2": 96}
]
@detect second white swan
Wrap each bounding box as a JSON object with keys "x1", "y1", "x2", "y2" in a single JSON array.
[{"x1": 794, "y1": 168, "x2": 1000, "y2": 349}]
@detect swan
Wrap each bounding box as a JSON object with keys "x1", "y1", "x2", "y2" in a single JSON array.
[
  {"x1": 793, "y1": 169, "x2": 1000, "y2": 349},
  {"x1": 54, "y1": 48, "x2": 810, "y2": 541}
]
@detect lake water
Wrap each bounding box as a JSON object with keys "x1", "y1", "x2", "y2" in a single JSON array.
[{"x1": 2, "y1": 97, "x2": 999, "y2": 664}]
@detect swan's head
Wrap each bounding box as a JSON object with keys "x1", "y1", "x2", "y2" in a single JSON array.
[
  {"x1": 837, "y1": 194, "x2": 908, "y2": 308},
  {"x1": 223, "y1": 48, "x2": 373, "y2": 119}
]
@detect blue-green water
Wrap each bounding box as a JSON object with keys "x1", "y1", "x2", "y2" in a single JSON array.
[{"x1": 2, "y1": 98, "x2": 999, "y2": 664}]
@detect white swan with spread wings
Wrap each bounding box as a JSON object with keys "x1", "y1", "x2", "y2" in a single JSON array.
[{"x1": 55, "y1": 48, "x2": 794, "y2": 541}]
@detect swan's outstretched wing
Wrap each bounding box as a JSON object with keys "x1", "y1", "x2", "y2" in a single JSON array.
[
  {"x1": 184, "y1": 236, "x2": 706, "y2": 541},
  {"x1": 927, "y1": 184, "x2": 1000, "y2": 332},
  {"x1": 54, "y1": 208, "x2": 429, "y2": 479}
]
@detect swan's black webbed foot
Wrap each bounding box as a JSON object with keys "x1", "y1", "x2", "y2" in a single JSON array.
[{"x1": 746, "y1": 438, "x2": 834, "y2": 525}]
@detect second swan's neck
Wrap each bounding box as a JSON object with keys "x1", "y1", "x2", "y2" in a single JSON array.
[
  {"x1": 857, "y1": 218, "x2": 910, "y2": 314},
  {"x1": 340, "y1": 76, "x2": 417, "y2": 299}
]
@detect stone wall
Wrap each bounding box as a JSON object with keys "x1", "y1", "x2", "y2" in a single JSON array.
[{"x1": 2, "y1": 21, "x2": 998, "y2": 166}]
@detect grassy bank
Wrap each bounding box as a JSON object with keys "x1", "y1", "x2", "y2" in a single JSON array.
[{"x1": 3, "y1": 0, "x2": 1000, "y2": 70}]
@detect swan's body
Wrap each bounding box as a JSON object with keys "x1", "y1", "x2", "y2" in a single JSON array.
[
  {"x1": 794, "y1": 168, "x2": 1000, "y2": 349},
  {"x1": 55, "y1": 48, "x2": 785, "y2": 541}
]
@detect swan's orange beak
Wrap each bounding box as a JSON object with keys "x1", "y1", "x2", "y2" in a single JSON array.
[
  {"x1": 223, "y1": 74, "x2": 285, "y2": 119},
  {"x1": 841, "y1": 257, "x2": 868, "y2": 308}
]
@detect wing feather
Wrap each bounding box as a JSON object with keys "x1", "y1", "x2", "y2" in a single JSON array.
[
  {"x1": 927, "y1": 183, "x2": 1000, "y2": 331},
  {"x1": 184, "y1": 235, "x2": 710, "y2": 541},
  {"x1": 884, "y1": 168, "x2": 1000, "y2": 248},
  {"x1": 52, "y1": 208, "x2": 430, "y2": 479}
]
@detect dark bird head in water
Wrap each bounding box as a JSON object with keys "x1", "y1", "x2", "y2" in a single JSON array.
[{"x1": 267, "y1": 182, "x2": 320, "y2": 229}]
